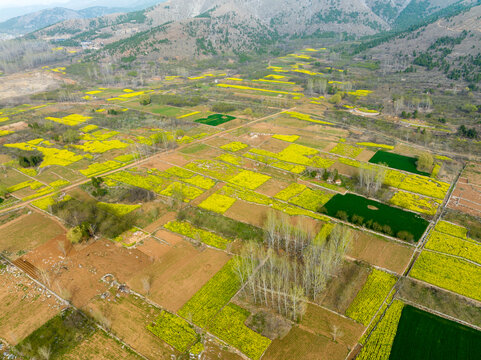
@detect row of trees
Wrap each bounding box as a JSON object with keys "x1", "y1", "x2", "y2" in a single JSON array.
[{"x1": 233, "y1": 212, "x2": 351, "y2": 321}]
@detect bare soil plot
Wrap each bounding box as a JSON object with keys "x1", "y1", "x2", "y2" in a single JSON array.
[
  {"x1": 63, "y1": 329, "x2": 142, "y2": 360},
  {"x1": 144, "y1": 152, "x2": 190, "y2": 169},
  {"x1": 202, "y1": 338, "x2": 244, "y2": 360},
  {"x1": 356, "y1": 149, "x2": 376, "y2": 162},
  {"x1": 0, "y1": 71, "x2": 61, "y2": 100},
  {"x1": 0, "y1": 210, "x2": 65, "y2": 258},
  {"x1": 24, "y1": 239, "x2": 152, "y2": 307},
  {"x1": 347, "y1": 231, "x2": 414, "y2": 274},
  {"x1": 85, "y1": 293, "x2": 177, "y2": 359},
  {"x1": 136, "y1": 238, "x2": 171, "y2": 260},
  {"x1": 330, "y1": 161, "x2": 359, "y2": 177},
  {"x1": 0, "y1": 263, "x2": 64, "y2": 345},
  {"x1": 256, "y1": 178, "x2": 288, "y2": 197},
  {"x1": 263, "y1": 326, "x2": 348, "y2": 360},
  {"x1": 224, "y1": 200, "x2": 270, "y2": 228},
  {"x1": 300, "y1": 304, "x2": 364, "y2": 349},
  {"x1": 0, "y1": 121, "x2": 28, "y2": 132},
  {"x1": 127, "y1": 239, "x2": 230, "y2": 312},
  {"x1": 323, "y1": 142, "x2": 339, "y2": 152},
  {"x1": 448, "y1": 176, "x2": 481, "y2": 217},
  {"x1": 319, "y1": 260, "x2": 370, "y2": 314}
]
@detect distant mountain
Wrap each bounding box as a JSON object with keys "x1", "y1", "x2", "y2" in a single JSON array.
[
  {"x1": 29, "y1": 0, "x2": 481, "y2": 59},
  {"x1": 0, "y1": 7, "x2": 125, "y2": 35},
  {"x1": 363, "y1": 1, "x2": 481, "y2": 83},
  {"x1": 0, "y1": 1, "x2": 166, "y2": 35},
  {"x1": 0, "y1": 1, "x2": 164, "y2": 22}
]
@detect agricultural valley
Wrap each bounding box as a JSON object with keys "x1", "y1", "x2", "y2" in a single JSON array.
[{"x1": 1, "y1": 0, "x2": 481, "y2": 359}]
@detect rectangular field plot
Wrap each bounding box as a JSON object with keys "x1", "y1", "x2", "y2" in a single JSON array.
[
  {"x1": 63, "y1": 329, "x2": 143, "y2": 360},
  {"x1": 389, "y1": 305, "x2": 481, "y2": 360},
  {"x1": 410, "y1": 251, "x2": 481, "y2": 301},
  {"x1": 263, "y1": 326, "x2": 348, "y2": 360},
  {"x1": 195, "y1": 114, "x2": 236, "y2": 126},
  {"x1": 322, "y1": 193, "x2": 429, "y2": 241},
  {"x1": 0, "y1": 210, "x2": 65, "y2": 257},
  {"x1": 301, "y1": 304, "x2": 365, "y2": 349},
  {"x1": 127, "y1": 238, "x2": 230, "y2": 312},
  {"x1": 346, "y1": 269, "x2": 397, "y2": 325},
  {"x1": 348, "y1": 231, "x2": 414, "y2": 274},
  {"x1": 86, "y1": 292, "x2": 178, "y2": 359},
  {"x1": 369, "y1": 150, "x2": 429, "y2": 176},
  {"x1": 0, "y1": 263, "x2": 64, "y2": 345}
]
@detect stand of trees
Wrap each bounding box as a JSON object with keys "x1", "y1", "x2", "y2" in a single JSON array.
[
  {"x1": 234, "y1": 212, "x2": 351, "y2": 321},
  {"x1": 358, "y1": 166, "x2": 385, "y2": 197}
]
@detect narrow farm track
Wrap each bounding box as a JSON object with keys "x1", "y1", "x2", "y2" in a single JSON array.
[{"x1": 0, "y1": 107, "x2": 297, "y2": 216}]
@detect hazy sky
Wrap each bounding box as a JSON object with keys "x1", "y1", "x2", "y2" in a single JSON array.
[{"x1": 0, "y1": 0, "x2": 69, "y2": 9}]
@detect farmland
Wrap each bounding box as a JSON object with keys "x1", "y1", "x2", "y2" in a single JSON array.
[{"x1": 0, "y1": 35, "x2": 480, "y2": 360}]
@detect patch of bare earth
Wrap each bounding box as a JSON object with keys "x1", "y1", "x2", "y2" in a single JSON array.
[
  {"x1": 0, "y1": 263, "x2": 65, "y2": 345},
  {"x1": 0, "y1": 71, "x2": 61, "y2": 101},
  {"x1": 85, "y1": 292, "x2": 177, "y2": 359},
  {"x1": 319, "y1": 260, "x2": 370, "y2": 315},
  {"x1": 24, "y1": 239, "x2": 152, "y2": 307},
  {"x1": 263, "y1": 325, "x2": 348, "y2": 360},
  {"x1": 301, "y1": 303, "x2": 364, "y2": 349},
  {"x1": 0, "y1": 210, "x2": 65, "y2": 258},
  {"x1": 127, "y1": 239, "x2": 230, "y2": 312},
  {"x1": 347, "y1": 231, "x2": 414, "y2": 274}
]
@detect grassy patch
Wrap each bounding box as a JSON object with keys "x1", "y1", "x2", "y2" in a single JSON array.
[
  {"x1": 369, "y1": 150, "x2": 429, "y2": 176},
  {"x1": 195, "y1": 114, "x2": 236, "y2": 126},
  {"x1": 321, "y1": 193, "x2": 429, "y2": 241},
  {"x1": 390, "y1": 305, "x2": 481, "y2": 360},
  {"x1": 179, "y1": 143, "x2": 208, "y2": 154}
]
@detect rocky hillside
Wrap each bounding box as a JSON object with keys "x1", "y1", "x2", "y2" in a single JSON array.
[
  {"x1": 28, "y1": 0, "x2": 479, "y2": 59},
  {"x1": 364, "y1": 1, "x2": 481, "y2": 84}
]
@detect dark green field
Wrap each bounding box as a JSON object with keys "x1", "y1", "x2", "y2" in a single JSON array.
[
  {"x1": 390, "y1": 305, "x2": 481, "y2": 360},
  {"x1": 369, "y1": 150, "x2": 429, "y2": 176},
  {"x1": 195, "y1": 114, "x2": 236, "y2": 126},
  {"x1": 321, "y1": 193, "x2": 429, "y2": 241}
]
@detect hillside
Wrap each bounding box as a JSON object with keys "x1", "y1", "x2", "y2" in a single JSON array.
[
  {"x1": 365, "y1": 2, "x2": 481, "y2": 84},
  {"x1": 28, "y1": 0, "x2": 473, "y2": 60},
  {"x1": 0, "y1": 7, "x2": 130, "y2": 36}
]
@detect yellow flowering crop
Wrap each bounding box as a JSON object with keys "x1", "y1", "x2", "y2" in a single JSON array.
[
  {"x1": 45, "y1": 114, "x2": 92, "y2": 126},
  {"x1": 356, "y1": 142, "x2": 394, "y2": 150},
  {"x1": 228, "y1": 170, "x2": 271, "y2": 190},
  {"x1": 177, "y1": 111, "x2": 200, "y2": 119},
  {"x1": 346, "y1": 269, "x2": 397, "y2": 325},
  {"x1": 216, "y1": 83, "x2": 303, "y2": 96},
  {"x1": 221, "y1": 141, "x2": 249, "y2": 152},
  {"x1": 390, "y1": 191, "x2": 441, "y2": 216},
  {"x1": 198, "y1": 193, "x2": 236, "y2": 214},
  {"x1": 272, "y1": 134, "x2": 299, "y2": 142},
  {"x1": 283, "y1": 111, "x2": 333, "y2": 125}
]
